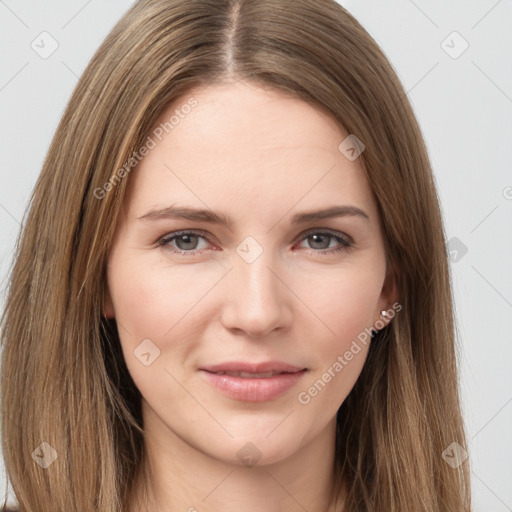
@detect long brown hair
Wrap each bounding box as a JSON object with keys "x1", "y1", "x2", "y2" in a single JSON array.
[{"x1": 1, "y1": 0, "x2": 471, "y2": 510}]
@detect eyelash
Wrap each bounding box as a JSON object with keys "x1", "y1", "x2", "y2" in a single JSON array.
[{"x1": 157, "y1": 229, "x2": 353, "y2": 256}]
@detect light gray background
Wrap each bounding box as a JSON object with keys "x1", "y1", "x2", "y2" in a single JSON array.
[{"x1": 1, "y1": 1, "x2": 511, "y2": 510}]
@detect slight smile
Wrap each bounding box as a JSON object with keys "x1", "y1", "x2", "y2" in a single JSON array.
[{"x1": 199, "y1": 361, "x2": 308, "y2": 402}]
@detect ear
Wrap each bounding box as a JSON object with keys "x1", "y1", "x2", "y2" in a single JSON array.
[
  {"x1": 375, "y1": 262, "x2": 400, "y2": 328},
  {"x1": 103, "y1": 284, "x2": 115, "y2": 319}
]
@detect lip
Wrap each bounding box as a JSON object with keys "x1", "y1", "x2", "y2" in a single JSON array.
[
  {"x1": 200, "y1": 361, "x2": 305, "y2": 374},
  {"x1": 199, "y1": 361, "x2": 307, "y2": 402}
]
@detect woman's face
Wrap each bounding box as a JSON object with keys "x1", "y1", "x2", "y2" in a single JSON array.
[{"x1": 105, "y1": 79, "x2": 396, "y2": 466}]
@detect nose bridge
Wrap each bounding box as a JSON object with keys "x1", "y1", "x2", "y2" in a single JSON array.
[{"x1": 237, "y1": 252, "x2": 278, "y2": 301}]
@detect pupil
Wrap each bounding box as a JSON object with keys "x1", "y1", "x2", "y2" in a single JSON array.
[
  {"x1": 311, "y1": 234, "x2": 329, "y2": 249},
  {"x1": 178, "y1": 235, "x2": 197, "y2": 250}
]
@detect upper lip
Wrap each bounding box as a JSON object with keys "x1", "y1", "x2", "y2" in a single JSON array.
[{"x1": 200, "y1": 361, "x2": 306, "y2": 374}]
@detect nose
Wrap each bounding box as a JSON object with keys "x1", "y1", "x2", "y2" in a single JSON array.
[{"x1": 220, "y1": 251, "x2": 293, "y2": 338}]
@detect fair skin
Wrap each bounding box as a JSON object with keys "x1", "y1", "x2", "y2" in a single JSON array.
[{"x1": 105, "y1": 79, "x2": 397, "y2": 512}]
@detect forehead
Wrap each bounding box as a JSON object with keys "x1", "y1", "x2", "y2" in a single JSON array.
[
  {"x1": 155, "y1": 80, "x2": 346, "y2": 155},
  {"x1": 122, "y1": 80, "x2": 378, "y2": 224}
]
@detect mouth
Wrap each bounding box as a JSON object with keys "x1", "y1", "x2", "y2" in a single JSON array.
[
  {"x1": 199, "y1": 361, "x2": 307, "y2": 402},
  {"x1": 200, "y1": 360, "x2": 306, "y2": 374},
  {"x1": 209, "y1": 370, "x2": 295, "y2": 378}
]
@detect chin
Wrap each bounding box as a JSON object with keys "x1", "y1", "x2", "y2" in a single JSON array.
[{"x1": 205, "y1": 430, "x2": 305, "y2": 468}]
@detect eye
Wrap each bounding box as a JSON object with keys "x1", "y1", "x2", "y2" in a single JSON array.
[
  {"x1": 158, "y1": 231, "x2": 211, "y2": 255},
  {"x1": 295, "y1": 230, "x2": 352, "y2": 254},
  {"x1": 157, "y1": 229, "x2": 353, "y2": 255}
]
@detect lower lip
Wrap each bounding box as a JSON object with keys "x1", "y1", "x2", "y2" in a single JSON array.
[{"x1": 200, "y1": 370, "x2": 307, "y2": 402}]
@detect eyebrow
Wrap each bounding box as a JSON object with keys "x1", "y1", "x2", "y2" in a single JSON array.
[{"x1": 137, "y1": 204, "x2": 370, "y2": 226}]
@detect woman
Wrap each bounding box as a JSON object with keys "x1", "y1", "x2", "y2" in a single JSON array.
[{"x1": 0, "y1": 0, "x2": 472, "y2": 510}]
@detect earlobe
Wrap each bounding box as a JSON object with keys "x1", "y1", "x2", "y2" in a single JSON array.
[
  {"x1": 376, "y1": 262, "x2": 401, "y2": 326},
  {"x1": 103, "y1": 285, "x2": 115, "y2": 319}
]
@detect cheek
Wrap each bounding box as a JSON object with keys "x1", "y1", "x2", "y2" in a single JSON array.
[
  {"x1": 109, "y1": 249, "x2": 384, "y2": 358},
  {"x1": 108, "y1": 255, "x2": 216, "y2": 337},
  {"x1": 108, "y1": 266, "x2": 170, "y2": 340},
  {"x1": 107, "y1": 254, "x2": 226, "y2": 380},
  {"x1": 293, "y1": 265, "x2": 382, "y2": 396},
  {"x1": 106, "y1": 257, "x2": 204, "y2": 405},
  {"x1": 298, "y1": 264, "x2": 383, "y2": 345},
  {"x1": 294, "y1": 272, "x2": 380, "y2": 411}
]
